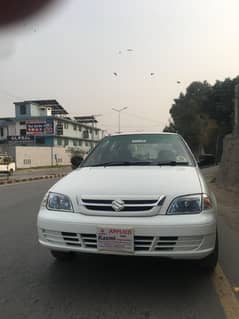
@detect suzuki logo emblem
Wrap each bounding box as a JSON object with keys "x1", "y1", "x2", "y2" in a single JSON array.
[{"x1": 112, "y1": 200, "x2": 125, "y2": 212}]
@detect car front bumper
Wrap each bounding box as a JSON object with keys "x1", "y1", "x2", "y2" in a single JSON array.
[{"x1": 37, "y1": 208, "x2": 217, "y2": 260}]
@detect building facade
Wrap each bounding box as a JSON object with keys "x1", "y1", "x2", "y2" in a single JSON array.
[{"x1": 0, "y1": 100, "x2": 104, "y2": 168}]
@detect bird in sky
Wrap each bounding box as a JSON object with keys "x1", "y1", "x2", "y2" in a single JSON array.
[
  {"x1": 113, "y1": 72, "x2": 118, "y2": 76},
  {"x1": 150, "y1": 73, "x2": 155, "y2": 76},
  {"x1": 127, "y1": 49, "x2": 134, "y2": 52},
  {"x1": 177, "y1": 81, "x2": 181, "y2": 84}
]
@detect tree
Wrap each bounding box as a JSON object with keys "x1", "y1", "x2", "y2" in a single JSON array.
[
  {"x1": 163, "y1": 77, "x2": 238, "y2": 158},
  {"x1": 167, "y1": 82, "x2": 212, "y2": 154},
  {"x1": 163, "y1": 120, "x2": 176, "y2": 133}
]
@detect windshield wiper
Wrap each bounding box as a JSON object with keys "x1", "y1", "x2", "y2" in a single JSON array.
[
  {"x1": 156, "y1": 161, "x2": 189, "y2": 166},
  {"x1": 88, "y1": 161, "x2": 153, "y2": 167}
]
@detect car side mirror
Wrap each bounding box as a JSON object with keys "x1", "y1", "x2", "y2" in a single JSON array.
[{"x1": 71, "y1": 155, "x2": 83, "y2": 170}]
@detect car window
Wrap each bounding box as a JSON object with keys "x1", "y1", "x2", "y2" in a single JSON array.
[{"x1": 82, "y1": 134, "x2": 195, "y2": 167}]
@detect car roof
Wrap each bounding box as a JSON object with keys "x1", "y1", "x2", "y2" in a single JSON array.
[{"x1": 110, "y1": 132, "x2": 178, "y2": 137}]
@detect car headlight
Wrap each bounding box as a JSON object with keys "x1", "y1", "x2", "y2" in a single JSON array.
[
  {"x1": 46, "y1": 192, "x2": 73, "y2": 212},
  {"x1": 167, "y1": 194, "x2": 212, "y2": 215}
]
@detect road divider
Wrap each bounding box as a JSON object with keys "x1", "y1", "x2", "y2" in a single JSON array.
[{"x1": 0, "y1": 173, "x2": 67, "y2": 185}]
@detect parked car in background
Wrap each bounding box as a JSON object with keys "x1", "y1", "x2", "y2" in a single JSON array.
[
  {"x1": 71, "y1": 155, "x2": 83, "y2": 170},
  {"x1": 38, "y1": 132, "x2": 218, "y2": 272},
  {"x1": 0, "y1": 153, "x2": 16, "y2": 176},
  {"x1": 198, "y1": 154, "x2": 216, "y2": 167}
]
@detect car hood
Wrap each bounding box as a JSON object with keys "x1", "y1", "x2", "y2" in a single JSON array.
[{"x1": 50, "y1": 166, "x2": 202, "y2": 199}]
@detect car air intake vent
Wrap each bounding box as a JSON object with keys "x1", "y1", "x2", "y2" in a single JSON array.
[
  {"x1": 42, "y1": 230, "x2": 203, "y2": 252},
  {"x1": 61, "y1": 232, "x2": 81, "y2": 246}
]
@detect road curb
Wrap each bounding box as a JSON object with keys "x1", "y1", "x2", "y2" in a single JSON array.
[{"x1": 0, "y1": 173, "x2": 67, "y2": 185}]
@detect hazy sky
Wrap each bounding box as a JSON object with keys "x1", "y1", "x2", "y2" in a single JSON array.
[{"x1": 0, "y1": 0, "x2": 239, "y2": 133}]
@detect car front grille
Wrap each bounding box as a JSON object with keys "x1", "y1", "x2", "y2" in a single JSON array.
[
  {"x1": 42, "y1": 229, "x2": 203, "y2": 252},
  {"x1": 84, "y1": 206, "x2": 152, "y2": 212},
  {"x1": 81, "y1": 198, "x2": 159, "y2": 212},
  {"x1": 79, "y1": 197, "x2": 168, "y2": 217}
]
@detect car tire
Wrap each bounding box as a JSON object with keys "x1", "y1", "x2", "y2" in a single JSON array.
[
  {"x1": 8, "y1": 169, "x2": 14, "y2": 176},
  {"x1": 199, "y1": 234, "x2": 218, "y2": 273},
  {"x1": 50, "y1": 250, "x2": 75, "y2": 261}
]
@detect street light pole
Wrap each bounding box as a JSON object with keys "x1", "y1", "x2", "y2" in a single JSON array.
[{"x1": 112, "y1": 107, "x2": 128, "y2": 133}]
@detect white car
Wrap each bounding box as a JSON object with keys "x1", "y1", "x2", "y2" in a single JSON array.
[
  {"x1": 0, "y1": 154, "x2": 16, "y2": 176},
  {"x1": 37, "y1": 132, "x2": 218, "y2": 271}
]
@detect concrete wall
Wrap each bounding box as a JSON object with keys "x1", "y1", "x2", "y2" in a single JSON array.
[
  {"x1": 15, "y1": 146, "x2": 72, "y2": 168},
  {"x1": 216, "y1": 134, "x2": 239, "y2": 190},
  {"x1": 29, "y1": 103, "x2": 42, "y2": 116},
  {"x1": 8, "y1": 124, "x2": 16, "y2": 136},
  {"x1": 0, "y1": 145, "x2": 72, "y2": 168}
]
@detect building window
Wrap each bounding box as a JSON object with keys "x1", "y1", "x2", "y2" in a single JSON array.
[
  {"x1": 73, "y1": 124, "x2": 77, "y2": 131},
  {"x1": 79, "y1": 126, "x2": 82, "y2": 131},
  {"x1": 83, "y1": 130, "x2": 89, "y2": 139},
  {"x1": 0, "y1": 128, "x2": 3, "y2": 137},
  {"x1": 73, "y1": 140, "x2": 77, "y2": 146},
  {"x1": 20, "y1": 129, "x2": 26, "y2": 136},
  {"x1": 56, "y1": 122, "x2": 63, "y2": 136},
  {"x1": 23, "y1": 159, "x2": 31, "y2": 165},
  {"x1": 20, "y1": 105, "x2": 27, "y2": 115},
  {"x1": 57, "y1": 138, "x2": 62, "y2": 146},
  {"x1": 36, "y1": 137, "x2": 45, "y2": 145},
  {"x1": 79, "y1": 141, "x2": 82, "y2": 146},
  {"x1": 20, "y1": 121, "x2": 26, "y2": 125},
  {"x1": 64, "y1": 122, "x2": 68, "y2": 129},
  {"x1": 85, "y1": 141, "x2": 89, "y2": 147},
  {"x1": 64, "y1": 139, "x2": 69, "y2": 146}
]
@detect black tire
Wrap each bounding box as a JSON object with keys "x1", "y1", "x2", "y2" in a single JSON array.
[
  {"x1": 199, "y1": 234, "x2": 218, "y2": 273},
  {"x1": 9, "y1": 169, "x2": 14, "y2": 176},
  {"x1": 50, "y1": 250, "x2": 75, "y2": 261}
]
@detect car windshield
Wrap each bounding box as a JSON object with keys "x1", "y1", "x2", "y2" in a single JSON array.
[{"x1": 82, "y1": 134, "x2": 195, "y2": 167}]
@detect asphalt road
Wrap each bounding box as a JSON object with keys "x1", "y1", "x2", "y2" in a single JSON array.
[{"x1": 0, "y1": 176, "x2": 238, "y2": 319}]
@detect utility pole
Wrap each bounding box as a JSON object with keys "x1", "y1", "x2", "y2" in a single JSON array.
[
  {"x1": 234, "y1": 83, "x2": 239, "y2": 135},
  {"x1": 112, "y1": 107, "x2": 127, "y2": 133}
]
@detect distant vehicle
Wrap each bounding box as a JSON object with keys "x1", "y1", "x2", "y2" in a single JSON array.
[
  {"x1": 38, "y1": 132, "x2": 218, "y2": 272},
  {"x1": 198, "y1": 154, "x2": 216, "y2": 167},
  {"x1": 0, "y1": 153, "x2": 16, "y2": 176},
  {"x1": 71, "y1": 155, "x2": 83, "y2": 170}
]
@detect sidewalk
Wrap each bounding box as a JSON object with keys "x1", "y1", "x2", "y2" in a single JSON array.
[
  {"x1": 202, "y1": 166, "x2": 239, "y2": 234},
  {"x1": 210, "y1": 182, "x2": 239, "y2": 234}
]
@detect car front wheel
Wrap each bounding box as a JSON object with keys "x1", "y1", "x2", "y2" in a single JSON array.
[
  {"x1": 8, "y1": 169, "x2": 14, "y2": 176},
  {"x1": 199, "y1": 234, "x2": 218, "y2": 273}
]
